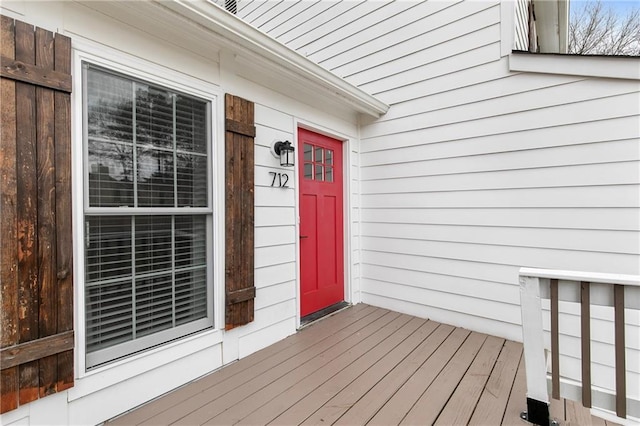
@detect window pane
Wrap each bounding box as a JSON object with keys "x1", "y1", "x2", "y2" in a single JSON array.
[
  {"x1": 304, "y1": 163, "x2": 313, "y2": 180},
  {"x1": 88, "y1": 142, "x2": 134, "y2": 207},
  {"x1": 86, "y1": 68, "x2": 133, "y2": 145},
  {"x1": 175, "y1": 268, "x2": 207, "y2": 326},
  {"x1": 326, "y1": 166, "x2": 333, "y2": 182},
  {"x1": 86, "y1": 216, "x2": 132, "y2": 283},
  {"x1": 86, "y1": 278, "x2": 133, "y2": 352},
  {"x1": 175, "y1": 216, "x2": 207, "y2": 269},
  {"x1": 326, "y1": 149, "x2": 333, "y2": 166},
  {"x1": 315, "y1": 164, "x2": 324, "y2": 181},
  {"x1": 137, "y1": 147, "x2": 175, "y2": 207},
  {"x1": 87, "y1": 66, "x2": 135, "y2": 208},
  {"x1": 177, "y1": 154, "x2": 207, "y2": 207},
  {"x1": 135, "y1": 216, "x2": 172, "y2": 274},
  {"x1": 136, "y1": 273, "x2": 174, "y2": 337},
  {"x1": 315, "y1": 147, "x2": 323, "y2": 163},
  {"x1": 85, "y1": 215, "x2": 134, "y2": 352},
  {"x1": 176, "y1": 95, "x2": 207, "y2": 154},
  {"x1": 304, "y1": 144, "x2": 313, "y2": 161},
  {"x1": 136, "y1": 85, "x2": 174, "y2": 150}
]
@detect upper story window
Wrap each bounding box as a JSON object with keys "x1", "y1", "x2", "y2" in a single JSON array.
[
  {"x1": 83, "y1": 64, "x2": 214, "y2": 368},
  {"x1": 514, "y1": 0, "x2": 639, "y2": 56}
]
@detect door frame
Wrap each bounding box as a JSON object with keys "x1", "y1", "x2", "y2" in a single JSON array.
[{"x1": 293, "y1": 121, "x2": 354, "y2": 328}]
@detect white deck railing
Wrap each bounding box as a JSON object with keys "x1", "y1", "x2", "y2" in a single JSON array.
[{"x1": 519, "y1": 268, "x2": 640, "y2": 425}]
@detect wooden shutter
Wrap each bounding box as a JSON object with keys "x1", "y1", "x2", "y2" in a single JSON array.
[
  {"x1": 224, "y1": 94, "x2": 256, "y2": 330},
  {"x1": 0, "y1": 16, "x2": 73, "y2": 413}
]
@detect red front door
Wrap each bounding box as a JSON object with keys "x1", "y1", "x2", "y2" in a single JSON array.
[{"x1": 299, "y1": 128, "x2": 344, "y2": 317}]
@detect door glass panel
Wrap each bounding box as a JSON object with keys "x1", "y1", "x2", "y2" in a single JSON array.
[
  {"x1": 304, "y1": 163, "x2": 313, "y2": 180},
  {"x1": 304, "y1": 144, "x2": 313, "y2": 161},
  {"x1": 326, "y1": 150, "x2": 333, "y2": 166},
  {"x1": 325, "y1": 166, "x2": 333, "y2": 182},
  {"x1": 315, "y1": 147, "x2": 323, "y2": 163},
  {"x1": 315, "y1": 164, "x2": 323, "y2": 181}
]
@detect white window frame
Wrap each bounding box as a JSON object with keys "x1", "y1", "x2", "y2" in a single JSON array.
[{"x1": 72, "y1": 38, "x2": 226, "y2": 378}]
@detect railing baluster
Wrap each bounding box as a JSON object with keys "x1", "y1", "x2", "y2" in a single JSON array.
[
  {"x1": 581, "y1": 281, "x2": 591, "y2": 408},
  {"x1": 551, "y1": 278, "x2": 560, "y2": 400},
  {"x1": 614, "y1": 284, "x2": 626, "y2": 418}
]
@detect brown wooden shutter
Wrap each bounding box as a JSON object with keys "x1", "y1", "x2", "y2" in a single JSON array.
[
  {"x1": 0, "y1": 16, "x2": 73, "y2": 413},
  {"x1": 224, "y1": 94, "x2": 256, "y2": 330}
]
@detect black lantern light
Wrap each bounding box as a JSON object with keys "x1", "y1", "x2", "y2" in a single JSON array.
[{"x1": 273, "y1": 140, "x2": 295, "y2": 167}]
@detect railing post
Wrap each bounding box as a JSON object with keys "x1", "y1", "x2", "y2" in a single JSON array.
[{"x1": 520, "y1": 274, "x2": 551, "y2": 426}]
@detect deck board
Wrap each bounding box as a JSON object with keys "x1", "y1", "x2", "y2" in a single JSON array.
[
  {"x1": 399, "y1": 331, "x2": 487, "y2": 425},
  {"x1": 502, "y1": 351, "x2": 527, "y2": 424},
  {"x1": 107, "y1": 304, "x2": 616, "y2": 426},
  {"x1": 434, "y1": 335, "x2": 505, "y2": 425},
  {"x1": 469, "y1": 339, "x2": 523, "y2": 425}
]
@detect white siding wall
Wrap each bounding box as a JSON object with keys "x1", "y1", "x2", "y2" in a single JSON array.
[{"x1": 237, "y1": 0, "x2": 640, "y2": 417}]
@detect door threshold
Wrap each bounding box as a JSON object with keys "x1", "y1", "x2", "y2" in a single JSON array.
[{"x1": 299, "y1": 301, "x2": 351, "y2": 329}]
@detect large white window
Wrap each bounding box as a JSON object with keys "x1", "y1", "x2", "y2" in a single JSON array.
[{"x1": 83, "y1": 64, "x2": 214, "y2": 368}]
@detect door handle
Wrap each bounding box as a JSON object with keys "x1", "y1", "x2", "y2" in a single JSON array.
[{"x1": 300, "y1": 235, "x2": 308, "y2": 239}]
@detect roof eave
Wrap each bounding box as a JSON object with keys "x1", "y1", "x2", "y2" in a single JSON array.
[{"x1": 159, "y1": 0, "x2": 389, "y2": 118}]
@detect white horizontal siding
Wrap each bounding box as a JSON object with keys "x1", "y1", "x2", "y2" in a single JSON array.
[
  {"x1": 362, "y1": 162, "x2": 639, "y2": 194},
  {"x1": 361, "y1": 92, "x2": 638, "y2": 150},
  {"x1": 332, "y1": 4, "x2": 500, "y2": 84},
  {"x1": 284, "y1": 1, "x2": 384, "y2": 53},
  {"x1": 281, "y1": 2, "x2": 361, "y2": 47},
  {"x1": 378, "y1": 72, "x2": 581, "y2": 122},
  {"x1": 361, "y1": 116, "x2": 639, "y2": 166},
  {"x1": 361, "y1": 139, "x2": 639, "y2": 178},
  {"x1": 513, "y1": 0, "x2": 529, "y2": 51},
  {"x1": 361, "y1": 208, "x2": 640, "y2": 232},
  {"x1": 256, "y1": 1, "x2": 322, "y2": 35},
  {"x1": 362, "y1": 223, "x2": 639, "y2": 255},
  {"x1": 362, "y1": 80, "x2": 637, "y2": 139},
  {"x1": 362, "y1": 185, "x2": 639, "y2": 209},
  {"x1": 374, "y1": 49, "x2": 507, "y2": 104},
  {"x1": 313, "y1": 1, "x2": 456, "y2": 70},
  {"x1": 363, "y1": 264, "x2": 519, "y2": 306},
  {"x1": 362, "y1": 236, "x2": 639, "y2": 274}
]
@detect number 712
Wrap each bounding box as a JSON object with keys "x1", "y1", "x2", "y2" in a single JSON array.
[{"x1": 269, "y1": 172, "x2": 289, "y2": 188}]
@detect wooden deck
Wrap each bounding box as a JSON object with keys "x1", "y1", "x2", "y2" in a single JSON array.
[{"x1": 107, "y1": 304, "x2": 614, "y2": 425}]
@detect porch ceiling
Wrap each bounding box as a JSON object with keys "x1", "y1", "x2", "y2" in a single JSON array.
[{"x1": 107, "y1": 304, "x2": 611, "y2": 426}]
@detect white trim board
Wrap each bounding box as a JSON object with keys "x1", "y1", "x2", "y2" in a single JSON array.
[{"x1": 510, "y1": 52, "x2": 640, "y2": 80}]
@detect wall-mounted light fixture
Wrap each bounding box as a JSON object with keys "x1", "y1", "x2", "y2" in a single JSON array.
[{"x1": 273, "y1": 140, "x2": 295, "y2": 167}]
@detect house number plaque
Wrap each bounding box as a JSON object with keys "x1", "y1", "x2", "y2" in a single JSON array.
[{"x1": 269, "y1": 172, "x2": 289, "y2": 188}]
